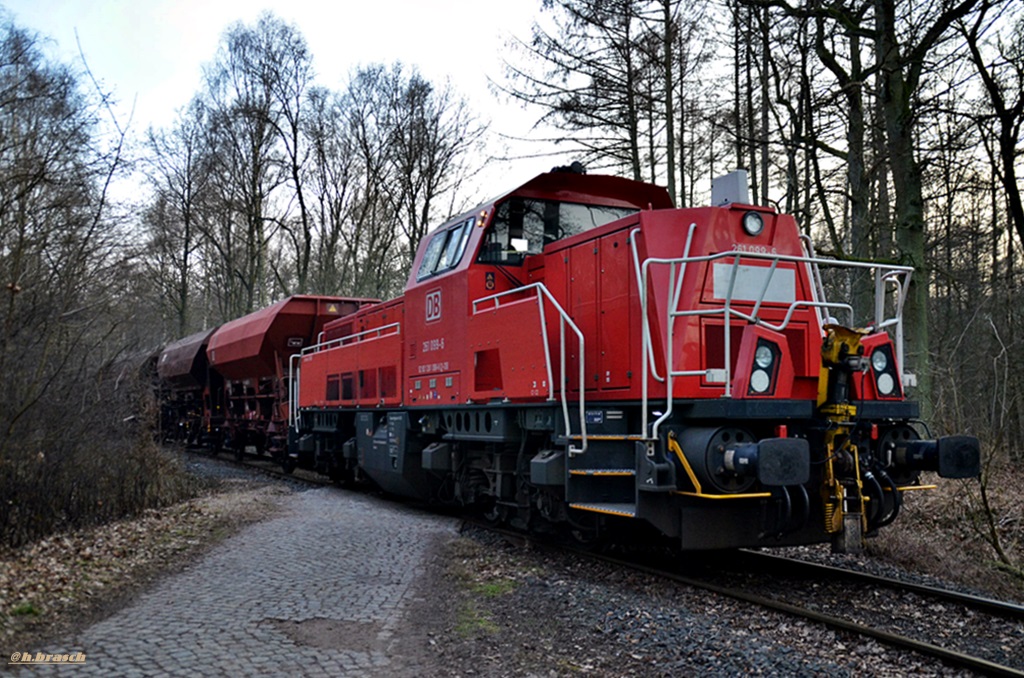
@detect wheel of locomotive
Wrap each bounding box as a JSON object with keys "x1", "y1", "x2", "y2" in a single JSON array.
[
  {"x1": 565, "y1": 510, "x2": 602, "y2": 550},
  {"x1": 479, "y1": 496, "x2": 507, "y2": 525},
  {"x1": 280, "y1": 456, "x2": 296, "y2": 475}
]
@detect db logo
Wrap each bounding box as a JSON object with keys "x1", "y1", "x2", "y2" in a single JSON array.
[{"x1": 425, "y1": 289, "x2": 442, "y2": 322}]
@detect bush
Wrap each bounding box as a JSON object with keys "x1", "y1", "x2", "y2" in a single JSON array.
[{"x1": 0, "y1": 367, "x2": 202, "y2": 549}]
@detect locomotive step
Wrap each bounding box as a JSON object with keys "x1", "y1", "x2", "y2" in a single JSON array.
[
  {"x1": 569, "y1": 468, "x2": 635, "y2": 477},
  {"x1": 565, "y1": 434, "x2": 650, "y2": 441},
  {"x1": 569, "y1": 502, "x2": 637, "y2": 518}
]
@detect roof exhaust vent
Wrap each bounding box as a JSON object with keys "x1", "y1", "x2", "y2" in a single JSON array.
[
  {"x1": 551, "y1": 161, "x2": 586, "y2": 175},
  {"x1": 712, "y1": 170, "x2": 750, "y2": 206}
]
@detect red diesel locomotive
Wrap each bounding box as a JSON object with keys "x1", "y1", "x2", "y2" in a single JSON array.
[{"x1": 280, "y1": 164, "x2": 979, "y2": 552}]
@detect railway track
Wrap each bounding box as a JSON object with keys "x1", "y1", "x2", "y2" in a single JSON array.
[
  {"x1": 234, "y1": 455, "x2": 332, "y2": 489},
  {"x1": 467, "y1": 520, "x2": 1024, "y2": 676},
  {"x1": 176, "y1": 443, "x2": 333, "y2": 490},
  {"x1": 623, "y1": 549, "x2": 1023, "y2": 676},
  {"x1": 690, "y1": 550, "x2": 1024, "y2": 677},
  {"x1": 734, "y1": 549, "x2": 1024, "y2": 622}
]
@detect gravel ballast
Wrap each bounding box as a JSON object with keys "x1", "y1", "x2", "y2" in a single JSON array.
[{"x1": 397, "y1": 528, "x2": 976, "y2": 677}]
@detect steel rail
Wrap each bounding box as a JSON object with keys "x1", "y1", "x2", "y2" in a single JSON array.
[
  {"x1": 236, "y1": 453, "x2": 332, "y2": 489},
  {"x1": 585, "y1": 549, "x2": 1024, "y2": 678},
  {"x1": 169, "y1": 441, "x2": 332, "y2": 489},
  {"x1": 665, "y1": 570, "x2": 1024, "y2": 677},
  {"x1": 735, "y1": 549, "x2": 1024, "y2": 621}
]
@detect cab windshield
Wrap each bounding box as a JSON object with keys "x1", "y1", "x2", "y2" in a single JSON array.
[{"x1": 476, "y1": 197, "x2": 636, "y2": 265}]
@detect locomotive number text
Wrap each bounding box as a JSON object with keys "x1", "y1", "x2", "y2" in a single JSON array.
[
  {"x1": 732, "y1": 242, "x2": 778, "y2": 255},
  {"x1": 422, "y1": 337, "x2": 445, "y2": 353}
]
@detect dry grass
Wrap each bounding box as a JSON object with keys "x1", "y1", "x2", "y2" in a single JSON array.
[
  {"x1": 0, "y1": 479, "x2": 286, "y2": 650},
  {"x1": 867, "y1": 465, "x2": 1024, "y2": 601}
]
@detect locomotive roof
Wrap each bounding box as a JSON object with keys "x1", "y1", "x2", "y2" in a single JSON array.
[
  {"x1": 443, "y1": 170, "x2": 674, "y2": 230},
  {"x1": 502, "y1": 170, "x2": 674, "y2": 211}
]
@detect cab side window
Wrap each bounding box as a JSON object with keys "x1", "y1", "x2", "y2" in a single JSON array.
[
  {"x1": 417, "y1": 218, "x2": 474, "y2": 281},
  {"x1": 476, "y1": 197, "x2": 638, "y2": 265},
  {"x1": 477, "y1": 198, "x2": 543, "y2": 265}
]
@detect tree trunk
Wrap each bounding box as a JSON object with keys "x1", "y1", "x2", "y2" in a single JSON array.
[
  {"x1": 663, "y1": 0, "x2": 677, "y2": 204},
  {"x1": 876, "y1": 0, "x2": 931, "y2": 414}
]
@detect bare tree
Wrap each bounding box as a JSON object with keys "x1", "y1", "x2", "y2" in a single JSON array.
[
  {"x1": 500, "y1": 0, "x2": 653, "y2": 178},
  {"x1": 962, "y1": 3, "x2": 1024, "y2": 249},
  {"x1": 201, "y1": 13, "x2": 288, "y2": 315},
  {"x1": 0, "y1": 19, "x2": 198, "y2": 547},
  {"x1": 302, "y1": 85, "x2": 359, "y2": 295},
  {"x1": 257, "y1": 15, "x2": 317, "y2": 293},
  {"x1": 143, "y1": 97, "x2": 210, "y2": 335},
  {"x1": 873, "y1": 0, "x2": 988, "y2": 411},
  {"x1": 383, "y1": 67, "x2": 485, "y2": 265}
]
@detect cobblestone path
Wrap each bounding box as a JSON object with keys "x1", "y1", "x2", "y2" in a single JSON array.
[{"x1": 15, "y1": 487, "x2": 457, "y2": 676}]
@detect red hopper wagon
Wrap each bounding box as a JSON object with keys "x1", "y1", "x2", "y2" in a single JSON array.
[
  {"x1": 156, "y1": 328, "x2": 215, "y2": 443},
  {"x1": 202, "y1": 295, "x2": 373, "y2": 464}
]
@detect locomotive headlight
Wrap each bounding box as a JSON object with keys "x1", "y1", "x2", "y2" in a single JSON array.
[
  {"x1": 742, "y1": 211, "x2": 764, "y2": 237},
  {"x1": 747, "y1": 338, "x2": 779, "y2": 396},
  {"x1": 862, "y1": 339, "x2": 900, "y2": 399},
  {"x1": 871, "y1": 350, "x2": 888, "y2": 372},
  {"x1": 750, "y1": 369, "x2": 771, "y2": 393}
]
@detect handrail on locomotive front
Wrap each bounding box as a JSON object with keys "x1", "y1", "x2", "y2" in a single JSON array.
[
  {"x1": 472, "y1": 282, "x2": 589, "y2": 455},
  {"x1": 631, "y1": 225, "x2": 915, "y2": 441}
]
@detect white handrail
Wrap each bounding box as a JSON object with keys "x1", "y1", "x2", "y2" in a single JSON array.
[
  {"x1": 473, "y1": 282, "x2": 588, "y2": 454},
  {"x1": 633, "y1": 224, "x2": 698, "y2": 437},
  {"x1": 301, "y1": 322, "x2": 401, "y2": 355},
  {"x1": 636, "y1": 245, "x2": 914, "y2": 441},
  {"x1": 800, "y1": 234, "x2": 830, "y2": 332}
]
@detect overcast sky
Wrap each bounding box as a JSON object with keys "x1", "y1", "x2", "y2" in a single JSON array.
[{"x1": 1, "y1": 0, "x2": 556, "y2": 192}]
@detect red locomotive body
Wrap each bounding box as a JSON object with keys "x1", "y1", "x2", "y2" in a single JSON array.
[{"x1": 288, "y1": 167, "x2": 977, "y2": 550}]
